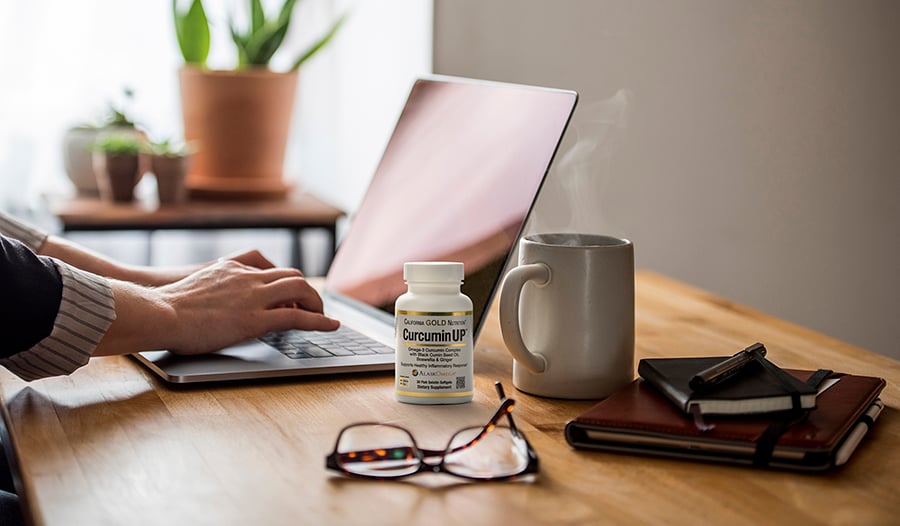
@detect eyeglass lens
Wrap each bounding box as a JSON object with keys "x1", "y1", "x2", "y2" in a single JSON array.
[
  {"x1": 443, "y1": 425, "x2": 531, "y2": 478},
  {"x1": 335, "y1": 424, "x2": 420, "y2": 478}
]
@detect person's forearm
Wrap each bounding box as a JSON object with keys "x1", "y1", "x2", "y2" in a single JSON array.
[
  {"x1": 38, "y1": 235, "x2": 201, "y2": 286},
  {"x1": 92, "y1": 280, "x2": 177, "y2": 356}
]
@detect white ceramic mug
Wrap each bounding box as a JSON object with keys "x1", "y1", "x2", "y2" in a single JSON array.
[{"x1": 499, "y1": 233, "x2": 634, "y2": 399}]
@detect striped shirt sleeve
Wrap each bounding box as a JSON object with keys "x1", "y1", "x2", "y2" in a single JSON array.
[
  {"x1": 0, "y1": 210, "x2": 48, "y2": 252},
  {"x1": 0, "y1": 260, "x2": 117, "y2": 381}
]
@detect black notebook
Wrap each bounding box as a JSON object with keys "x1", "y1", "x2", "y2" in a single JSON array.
[{"x1": 638, "y1": 356, "x2": 818, "y2": 415}]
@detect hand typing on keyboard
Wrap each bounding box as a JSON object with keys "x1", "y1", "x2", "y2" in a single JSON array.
[{"x1": 101, "y1": 259, "x2": 341, "y2": 357}]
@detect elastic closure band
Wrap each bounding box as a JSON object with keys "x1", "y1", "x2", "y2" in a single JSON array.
[{"x1": 751, "y1": 368, "x2": 832, "y2": 467}]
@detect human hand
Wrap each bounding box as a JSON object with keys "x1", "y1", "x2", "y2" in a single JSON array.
[
  {"x1": 160, "y1": 259, "x2": 339, "y2": 354},
  {"x1": 94, "y1": 259, "x2": 339, "y2": 356}
]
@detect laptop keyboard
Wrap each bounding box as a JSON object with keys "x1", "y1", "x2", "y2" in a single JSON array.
[{"x1": 259, "y1": 326, "x2": 394, "y2": 359}]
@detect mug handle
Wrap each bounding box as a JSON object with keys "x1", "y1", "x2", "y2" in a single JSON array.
[{"x1": 499, "y1": 263, "x2": 550, "y2": 374}]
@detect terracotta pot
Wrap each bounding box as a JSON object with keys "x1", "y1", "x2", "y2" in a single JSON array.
[
  {"x1": 179, "y1": 67, "x2": 298, "y2": 199},
  {"x1": 93, "y1": 152, "x2": 141, "y2": 202},
  {"x1": 151, "y1": 154, "x2": 191, "y2": 206}
]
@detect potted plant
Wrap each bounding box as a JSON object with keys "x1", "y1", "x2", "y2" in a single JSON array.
[
  {"x1": 173, "y1": 0, "x2": 346, "y2": 199},
  {"x1": 149, "y1": 138, "x2": 193, "y2": 206},
  {"x1": 92, "y1": 133, "x2": 147, "y2": 203},
  {"x1": 63, "y1": 88, "x2": 145, "y2": 197}
]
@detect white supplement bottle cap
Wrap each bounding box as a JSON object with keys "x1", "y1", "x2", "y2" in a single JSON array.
[{"x1": 403, "y1": 262, "x2": 464, "y2": 282}]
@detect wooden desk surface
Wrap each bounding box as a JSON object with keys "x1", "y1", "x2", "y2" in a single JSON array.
[
  {"x1": 2, "y1": 272, "x2": 898, "y2": 525},
  {"x1": 50, "y1": 191, "x2": 344, "y2": 231}
]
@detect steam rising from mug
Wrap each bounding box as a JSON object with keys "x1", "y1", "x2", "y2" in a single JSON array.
[{"x1": 526, "y1": 89, "x2": 631, "y2": 236}]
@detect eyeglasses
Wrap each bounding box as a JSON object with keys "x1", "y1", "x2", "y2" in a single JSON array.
[{"x1": 325, "y1": 382, "x2": 538, "y2": 481}]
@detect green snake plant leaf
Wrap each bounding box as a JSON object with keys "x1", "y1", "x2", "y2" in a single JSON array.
[
  {"x1": 173, "y1": 0, "x2": 340, "y2": 70},
  {"x1": 229, "y1": 15, "x2": 251, "y2": 67},
  {"x1": 239, "y1": 0, "x2": 296, "y2": 67},
  {"x1": 173, "y1": 0, "x2": 210, "y2": 66},
  {"x1": 250, "y1": 0, "x2": 266, "y2": 34},
  {"x1": 289, "y1": 13, "x2": 347, "y2": 71},
  {"x1": 247, "y1": 20, "x2": 291, "y2": 66},
  {"x1": 277, "y1": 0, "x2": 299, "y2": 25},
  {"x1": 250, "y1": 0, "x2": 298, "y2": 66}
]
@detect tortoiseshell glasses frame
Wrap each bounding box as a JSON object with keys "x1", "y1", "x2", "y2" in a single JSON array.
[{"x1": 325, "y1": 382, "x2": 539, "y2": 481}]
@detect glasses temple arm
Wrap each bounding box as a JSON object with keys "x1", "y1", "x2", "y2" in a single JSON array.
[
  {"x1": 443, "y1": 398, "x2": 516, "y2": 455},
  {"x1": 495, "y1": 381, "x2": 521, "y2": 435}
]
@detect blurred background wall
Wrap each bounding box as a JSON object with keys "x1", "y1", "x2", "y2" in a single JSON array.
[{"x1": 433, "y1": 0, "x2": 900, "y2": 359}]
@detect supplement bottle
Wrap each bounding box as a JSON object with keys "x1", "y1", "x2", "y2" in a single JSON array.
[{"x1": 395, "y1": 262, "x2": 474, "y2": 404}]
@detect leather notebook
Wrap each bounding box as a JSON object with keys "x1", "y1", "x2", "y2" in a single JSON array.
[{"x1": 564, "y1": 370, "x2": 886, "y2": 471}]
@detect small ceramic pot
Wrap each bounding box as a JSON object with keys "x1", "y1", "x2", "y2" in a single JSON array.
[
  {"x1": 151, "y1": 154, "x2": 191, "y2": 206},
  {"x1": 94, "y1": 152, "x2": 141, "y2": 202}
]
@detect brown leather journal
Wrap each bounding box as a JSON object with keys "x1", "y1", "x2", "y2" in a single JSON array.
[{"x1": 565, "y1": 370, "x2": 886, "y2": 471}]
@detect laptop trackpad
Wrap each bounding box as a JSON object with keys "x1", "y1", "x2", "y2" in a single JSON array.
[{"x1": 137, "y1": 340, "x2": 293, "y2": 375}]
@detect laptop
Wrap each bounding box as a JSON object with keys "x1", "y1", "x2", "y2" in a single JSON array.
[{"x1": 133, "y1": 75, "x2": 578, "y2": 383}]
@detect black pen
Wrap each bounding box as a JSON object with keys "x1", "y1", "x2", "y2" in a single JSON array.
[{"x1": 689, "y1": 343, "x2": 767, "y2": 391}]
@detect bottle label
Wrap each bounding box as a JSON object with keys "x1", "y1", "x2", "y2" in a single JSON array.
[{"x1": 395, "y1": 310, "x2": 473, "y2": 399}]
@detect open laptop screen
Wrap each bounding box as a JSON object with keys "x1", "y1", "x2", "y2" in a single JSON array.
[{"x1": 326, "y1": 76, "x2": 577, "y2": 333}]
